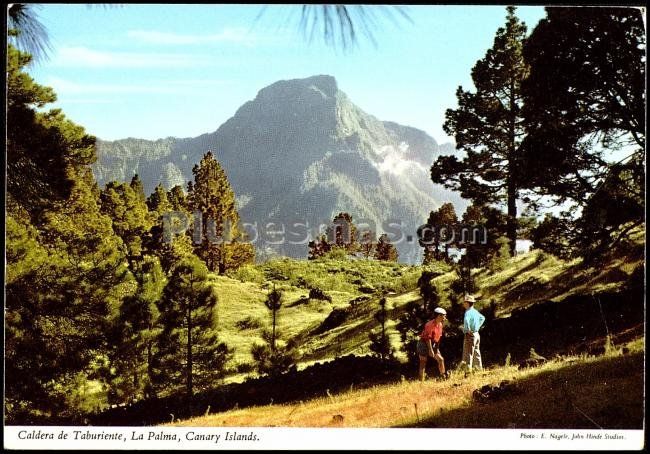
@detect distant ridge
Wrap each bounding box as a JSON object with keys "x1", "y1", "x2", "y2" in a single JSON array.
[{"x1": 94, "y1": 75, "x2": 465, "y2": 262}]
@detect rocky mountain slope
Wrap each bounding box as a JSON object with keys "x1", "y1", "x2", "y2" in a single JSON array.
[{"x1": 93, "y1": 75, "x2": 465, "y2": 261}]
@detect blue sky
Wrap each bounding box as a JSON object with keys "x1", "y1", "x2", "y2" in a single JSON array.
[{"x1": 28, "y1": 4, "x2": 547, "y2": 143}]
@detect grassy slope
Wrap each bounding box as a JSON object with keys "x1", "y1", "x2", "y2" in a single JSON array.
[
  {"x1": 210, "y1": 229, "x2": 644, "y2": 379},
  {"x1": 168, "y1": 337, "x2": 644, "y2": 428},
  {"x1": 214, "y1": 257, "x2": 430, "y2": 377},
  {"x1": 164, "y1": 229, "x2": 644, "y2": 427},
  {"x1": 472, "y1": 228, "x2": 645, "y2": 316}
]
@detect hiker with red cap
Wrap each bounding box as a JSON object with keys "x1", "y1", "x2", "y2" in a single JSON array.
[
  {"x1": 417, "y1": 307, "x2": 450, "y2": 381},
  {"x1": 461, "y1": 294, "x2": 485, "y2": 374}
]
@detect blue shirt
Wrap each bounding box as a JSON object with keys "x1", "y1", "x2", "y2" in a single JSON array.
[{"x1": 463, "y1": 307, "x2": 485, "y2": 333}]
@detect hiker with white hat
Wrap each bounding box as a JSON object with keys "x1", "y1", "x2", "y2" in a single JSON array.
[
  {"x1": 417, "y1": 307, "x2": 450, "y2": 381},
  {"x1": 461, "y1": 294, "x2": 485, "y2": 374}
]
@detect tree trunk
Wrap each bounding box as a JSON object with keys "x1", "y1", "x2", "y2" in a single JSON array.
[
  {"x1": 507, "y1": 77, "x2": 518, "y2": 258},
  {"x1": 218, "y1": 246, "x2": 226, "y2": 275},
  {"x1": 507, "y1": 178, "x2": 517, "y2": 257},
  {"x1": 461, "y1": 256, "x2": 473, "y2": 293},
  {"x1": 186, "y1": 304, "x2": 193, "y2": 403},
  {"x1": 133, "y1": 370, "x2": 138, "y2": 402},
  {"x1": 381, "y1": 317, "x2": 386, "y2": 360},
  {"x1": 146, "y1": 339, "x2": 154, "y2": 398},
  {"x1": 271, "y1": 308, "x2": 276, "y2": 353}
]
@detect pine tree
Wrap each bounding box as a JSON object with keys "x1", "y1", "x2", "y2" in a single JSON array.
[
  {"x1": 130, "y1": 174, "x2": 146, "y2": 204},
  {"x1": 520, "y1": 7, "x2": 645, "y2": 258},
  {"x1": 396, "y1": 300, "x2": 431, "y2": 365},
  {"x1": 106, "y1": 256, "x2": 165, "y2": 403},
  {"x1": 374, "y1": 234, "x2": 398, "y2": 262},
  {"x1": 369, "y1": 297, "x2": 393, "y2": 361},
  {"x1": 530, "y1": 214, "x2": 575, "y2": 258},
  {"x1": 421, "y1": 210, "x2": 442, "y2": 262},
  {"x1": 359, "y1": 230, "x2": 376, "y2": 258},
  {"x1": 308, "y1": 234, "x2": 332, "y2": 260},
  {"x1": 251, "y1": 286, "x2": 297, "y2": 376},
  {"x1": 146, "y1": 183, "x2": 194, "y2": 272},
  {"x1": 422, "y1": 247, "x2": 436, "y2": 266},
  {"x1": 250, "y1": 338, "x2": 296, "y2": 377},
  {"x1": 6, "y1": 170, "x2": 129, "y2": 421},
  {"x1": 459, "y1": 202, "x2": 508, "y2": 269},
  {"x1": 577, "y1": 157, "x2": 644, "y2": 260},
  {"x1": 147, "y1": 183, "x2": 172, "y2": 216},
  {"x1": 100, "y1": 181, "x2": 152, "y2": 265},
  {"x1": 167, "y1": 185, "x2": 188, "y2": 213},
  {"x1": 437, "y1": 203, "x2": 459, "y2": 261},
  {"x1": 417, "y1": 271, "x2": 441, "y2": 313},
  {"x1": 422, "y1": 203, "x2": 459, "y2": 262},
  {"x1": 153, "y1": 256, "x2": 232, "y2": 401},
  {"x1": 264, "y1": 286, "x2": 283, "y2": 352},
  {"x1": 6, "y1": 47, "x2": 131, "y2": 421},
  {"x1": 326, "y1": 212, "x2": 358, "y2": 252},
  {"x1": 522, "y1": 7, "x2": 644, "y2": 204},
  {"x1": 188, "y1": 152, "x2": 253, "y2": 274},
  {"x1": 432, "y1": 6, "x2": 529, "y2": 257},
  {"x1": 6, "y1": 44, "x2": 95, "y2": 220}
]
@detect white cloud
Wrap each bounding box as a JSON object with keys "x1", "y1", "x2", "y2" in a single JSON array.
[
  {"x1": 46, "y1": 77, "x2": 170, "y2": 95},
  {"x1": 45, "y1": 77, "x2": 228, "y2": 96},
  {"x1": 126, "y1": 28, "x2": 257, "y2": 46},
  {"x1": 57, "y1": 99, "x2": 121, "y2": 105},
  {"x1": 374, "y1": 144, "x2": 428, "y2": 176},
  {"x1": 53, "y1": 46, "x2": 210, "y2": 68}
]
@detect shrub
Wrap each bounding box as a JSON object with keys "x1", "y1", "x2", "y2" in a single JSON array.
[
  {"x1": 349, "y1": 295, "x2": 370, "y2": 312},
  {"x1": 450, "y1": 269, "x2": 478, "y2": 295},
  {"x1": 323, "y1": 247, "x2": 349, "y2": 261},
  {"x1": 535, "y1": 251, "x2": 549, "y2": 265},
  {"x1": 228, "y1": 264, "x2": 265, "y2": 284},
  {"x1": 251, "y1": 342, "x2": 296, "y2": 377},
  {"x1": 358, "y1": 284, "x2": 376, "y2": 294},
  {"x1": 369, "y1": 297, "x2": 394, "y2": 361},
  {"x1": 369, "y1": 329, "x2": 394, "y2": 360},
  {"x1": 296, "y1": 276, "x2": 309, "y2": 288},
  {"x1": 392, "y1": 269, "x2": 421, "y2": 294},
  {"x1": 604, "y1": 335, "x2": 620, "y2": 356},
  {"x1": 235, "y1": 316, "x2": 262, "y2": 331},
  {"x1": 487, "y1": 237, "x2": 511, "y2": 273},
  {"x1": 235, "y1": 362, "x2": 256, "y2": 374},
  {"x1": 314, "y1": 308, "x2": 349, "y2": 334},
  {"x1": 418, "y1": 270, "x2": 441, "y2": 312},
  {"x1": 288, "y1": 295, "x2": 310, "y2": 308},
  {"x1": 396, "y1": 300, "x2": 429, "y2": 364},
  {"x1": 309, "y1": 287, "x2": 332, "y2": 302}
]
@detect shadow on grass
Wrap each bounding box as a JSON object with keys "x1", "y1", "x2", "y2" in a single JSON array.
[
  {"x1": 84, "y1": 354, "x2": 408, "y2": 426},
  {"x1": 477, "y1": 281, "x2": 645, "y2": 368},
  {"x1": 43, "y1": 267, "x2": 640, "y2": 427},
  {"x1": 481, "y1": 253, "x2": 545, "y2": 293},
  {"x1": 399, "y1": 351, "x2": 644, "y2": 429}
]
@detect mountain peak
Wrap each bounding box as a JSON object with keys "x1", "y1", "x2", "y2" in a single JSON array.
[
  {"x1": 302, "y1": 74, "x2": 338, "y2": 92},
  {"x1": 94, "y1": 75, "x2": 466, "y2": 262},
  {"x1": 257, "y1": 74, "x2": 339, "y2": 100}
]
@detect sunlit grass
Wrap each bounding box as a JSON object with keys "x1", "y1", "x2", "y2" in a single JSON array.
[
  {"x1": 211, "y1": 258, "x2": 424, "y2": 375},
  {"x1": 167, "y1": 337, "x2": 643, "y2": 428},
  {"x1": 408, "y1": 339, "x2": 644, "y2": 429},
  {"x1": 208, "y1": 230, "x2": 643, "y2": 381}
]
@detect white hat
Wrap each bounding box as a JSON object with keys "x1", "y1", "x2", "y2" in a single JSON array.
[
  {"x1": 464, "y1": 294, "x2": 476, "y2": 303},
  {"x1": 434, "y1": 307, "x2": 447, "y2": 315}
]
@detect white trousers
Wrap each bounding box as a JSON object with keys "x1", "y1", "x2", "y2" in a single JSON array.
[{"x1": 462, "y1": 332, "x2": 482, "y2": 371}]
